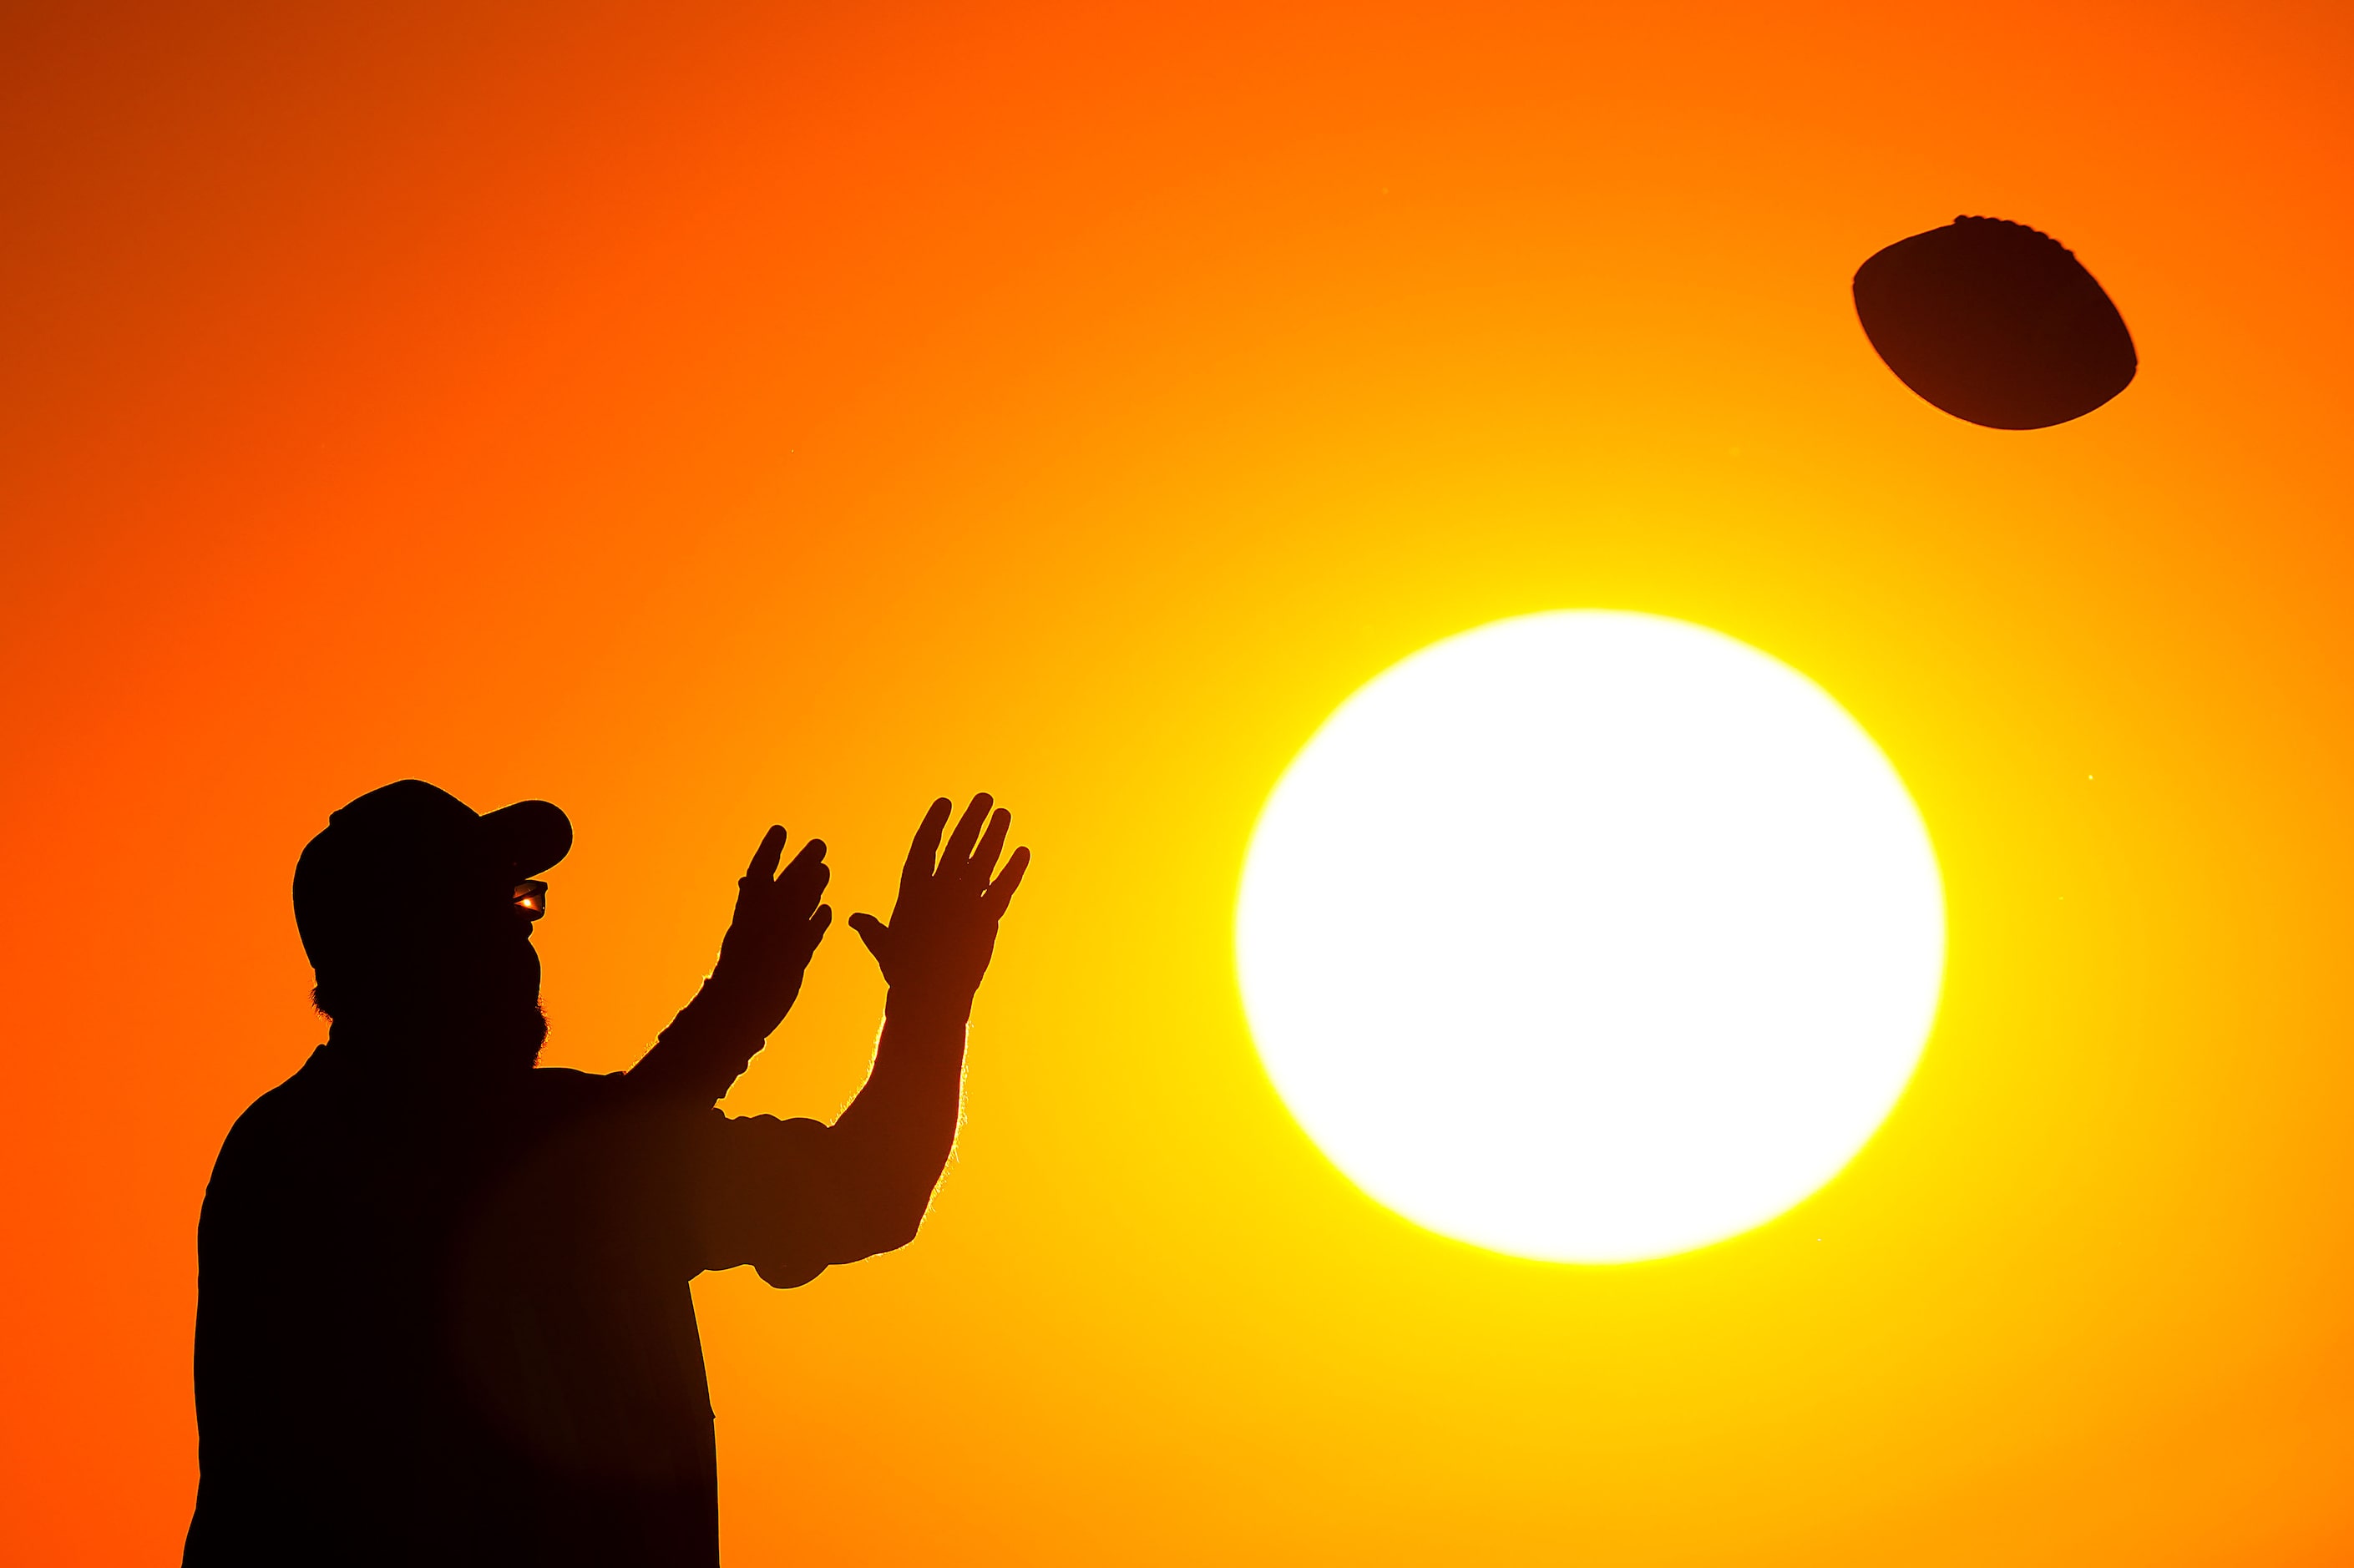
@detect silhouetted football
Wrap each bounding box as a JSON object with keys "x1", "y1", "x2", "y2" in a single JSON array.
[{"x1": 1853, "y1": 215, "x2": 2136, "y2": 429}]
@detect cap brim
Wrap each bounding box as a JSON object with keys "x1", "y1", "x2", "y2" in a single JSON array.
[{"x1": 482, "y1": 800, "x2": 572, "y2": 879}]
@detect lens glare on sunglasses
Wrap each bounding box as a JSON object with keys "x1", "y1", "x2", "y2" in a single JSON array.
[{"x1": 513, "y1": 880, "x2": 548, "y2": 920}]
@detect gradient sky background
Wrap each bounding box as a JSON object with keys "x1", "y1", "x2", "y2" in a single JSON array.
[{"x1": 7, "y1": 2, "x2": 2354, "y2": 1562}]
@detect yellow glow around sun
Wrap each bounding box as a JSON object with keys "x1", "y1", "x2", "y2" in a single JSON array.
[{"x1": 1236, "y1": 611, "x2": 1946, "y2": 1263}]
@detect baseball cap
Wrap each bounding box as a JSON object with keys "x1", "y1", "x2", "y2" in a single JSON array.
[{"x1": 294, "y1": 780, "x2": 572, "y2": 977}]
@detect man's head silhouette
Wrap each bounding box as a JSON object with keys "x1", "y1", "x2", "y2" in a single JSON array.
[{"x1": 295, "y1": 780, "x2": 572, "y2": 1069}]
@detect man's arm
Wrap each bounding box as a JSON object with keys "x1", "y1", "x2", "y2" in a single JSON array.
[
  {"x1": 629, "y1": 827, "x2": 833, "y2": 1104},
  {"x1": 812, "y1": 793, "x2": 1029, "y2": 1259}
]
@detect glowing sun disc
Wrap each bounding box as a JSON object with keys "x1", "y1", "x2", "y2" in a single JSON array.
[{"x1": 1236, "y1": 611, "x2": 1945, "y2": 1262}]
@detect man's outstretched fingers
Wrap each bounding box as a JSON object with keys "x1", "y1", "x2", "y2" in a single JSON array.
[
  {"x1": 782, "y1": 838, "x2": 828, "y2": 892},
  {"x1": 745, "y1": 824, "x2": 787, "y2": 883},
  {"x1": 901, "y1": 799, "x2": 953, "y2": 892},
  {"x1": 982, "y1": 845, "x2": 1030, "y2": 912},
  {"x1": 972, "y1": 808, "x2": 1011, "y2": 878},
  {"x1": 943, "y1": 793, "x2": 992, "y2": 867},
  {"x1": 846, "y1": 911, "x2": 890, "y2": 967},
  {"x1": 783, "y1": 861, "x2": 832, "y2": 919}
]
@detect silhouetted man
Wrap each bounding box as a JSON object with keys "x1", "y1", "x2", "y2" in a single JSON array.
[{"x1": 185, "y1": 781, "x2": 1027, "y2": 1566}]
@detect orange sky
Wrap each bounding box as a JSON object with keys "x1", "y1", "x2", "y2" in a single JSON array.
[{"x1": 8, "y1": 2, "x2": 2354, "y2": 1562}]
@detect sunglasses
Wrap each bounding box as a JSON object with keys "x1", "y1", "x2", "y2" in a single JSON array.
[{"x1": 512, "y1": 880, "x2": 549, "y2": 921}]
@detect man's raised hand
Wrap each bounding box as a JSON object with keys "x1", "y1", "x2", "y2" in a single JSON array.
[
  {"x1": 704, "y1": 827, "x2": 833, "y2": 1039},
  {"x1": 848, "y1": 795, "x2": 1028, "y2": 1018}
]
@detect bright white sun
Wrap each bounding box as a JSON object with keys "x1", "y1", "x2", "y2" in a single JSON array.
[{"x1": 1236, "y1": 610, "x2": 1945, "y2": 1263}]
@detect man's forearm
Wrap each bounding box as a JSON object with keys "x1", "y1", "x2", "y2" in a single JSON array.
[
  {"x1": 822, "y1": 990, "x2": 973, "y2": 1254},
  {"x1": 627, "y1": 984, "x2": 772, "y2": 1103}
]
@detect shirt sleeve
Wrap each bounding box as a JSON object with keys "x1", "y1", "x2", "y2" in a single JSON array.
[{"x1": 680, "y1": 1109, "x2": 848, "y2": 1289}]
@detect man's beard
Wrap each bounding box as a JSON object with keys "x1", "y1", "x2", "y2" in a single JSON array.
[
  {"x1": 397, "y1": 1000, "x2": 545, "y2": 1075},
  {"x1": 489, "y1": 1001, "x2": 550, "y2": 1071}
]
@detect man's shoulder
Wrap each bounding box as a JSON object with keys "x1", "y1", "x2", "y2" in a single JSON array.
[
  {"x1": 218, "y1": 1047, "x2": 332, "y2": 1142},
  {"x1": 204, "y1": 1049, "x2": 344, "y2": 1217}
]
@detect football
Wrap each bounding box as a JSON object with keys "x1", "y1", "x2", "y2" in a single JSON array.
[{"x1": 1853, "y1": 215, "x2": 2137, "y2": 430}]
